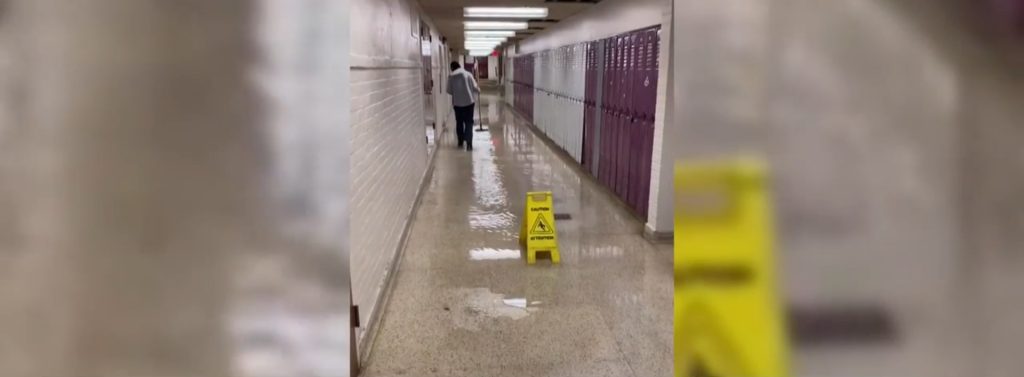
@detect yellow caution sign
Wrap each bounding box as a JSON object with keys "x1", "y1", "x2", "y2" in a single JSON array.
[
  {"x1": 674, "y1": 158, "x2": 789, "y2": 377},
  {"x1": 520, "y1": 191, "x2": 560, "y2": 265}
]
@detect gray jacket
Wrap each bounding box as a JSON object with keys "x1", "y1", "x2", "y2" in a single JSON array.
[{"x1": 447, "y1": 68, "x2": 480, "y2": 107}]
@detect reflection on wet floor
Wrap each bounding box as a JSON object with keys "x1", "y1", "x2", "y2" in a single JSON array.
[
  {"x1": 361, "y1": 91, "x2": 673, "y2": 377},
  {"x1": 468, "y1": 248, "x2": 521, "y2": 261}
]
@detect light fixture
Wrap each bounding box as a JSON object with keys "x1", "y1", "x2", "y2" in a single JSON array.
[
  {"x1": 465, "y1": 45, "x2": 501, "y2": 51},
  {"x1": 464, "y1": 39, "x2": 503, "y2": 45},
  {"x1": 465, "y1": 30, "x2": 516, "y2": 37},
  {"x1": 464, "y1": 21, "x2": 528, "y2": 30},
  {"x1": 464, "y1": 7, "x2": 548, "y2": 19},
  {"x1": 465, "y1": 37, "x2": 507, "y2": 43},
  {"x1": 469, "y1": 50, "x2": 493, "y2": 57}
]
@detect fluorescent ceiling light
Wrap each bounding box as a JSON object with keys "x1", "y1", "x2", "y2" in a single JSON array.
[
  {"x1": 465, "y1": 40, "x2": 502, "y2": 45},
  {"x1": 465, "y1": 42, "x2": 501, "y2": 47},
  {"x1": 464, "y1": 7, "x2": 548, "y2": 19},
  {"x1": 465, "y1": 30, "x2": 516, "y2": 37},
  {"x1": 464, "y1": 21, "x2": 528, "y2": 30},
  {"x1": 465, "y1": 37, "x2": 506, "y2": 43},
  {"x1": 469, "y1": 51, "x2": 493, "y2": 57}
]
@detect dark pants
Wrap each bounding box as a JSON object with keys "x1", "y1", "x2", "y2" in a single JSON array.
[{"x1": 454, "y1": 104, "x2": 475, "y2": 148}]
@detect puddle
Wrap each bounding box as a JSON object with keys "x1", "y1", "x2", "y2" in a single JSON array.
[
  {"x1": 450, "y1": 288, "x2": 538, "y2": 331},
  {"x1": 467, "y1": 211, "x2": 517, "y2": 231},
  {"x1": 469, "y1": 247, "x2": 521, "y2": 261},
  {"x1": 502, "y1": 298, "x2": 527, "y2": 308}
]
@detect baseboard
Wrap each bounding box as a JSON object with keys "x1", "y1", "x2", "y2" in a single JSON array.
[
  {"x1": 356, "y1": 125, "x2": 445, "y2": 368},
  {"x1": 643, "y1": 223, "x2": 673, "y2": 244}
]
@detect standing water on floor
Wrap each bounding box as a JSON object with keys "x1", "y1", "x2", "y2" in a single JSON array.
[{"x1": 360, "y1": 91, "x2": 672, "y2": 377}]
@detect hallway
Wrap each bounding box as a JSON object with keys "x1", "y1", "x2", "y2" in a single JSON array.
[{"x1": 360, "y1": 92, "x2": 673, "y2": 377}]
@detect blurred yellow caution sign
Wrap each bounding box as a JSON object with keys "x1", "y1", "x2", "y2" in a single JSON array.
[
  {"x1": 674, "y1": 159, "x2": 789, "y2": 377},
  {"x1": 520, "y1": 191, "x2": 560, "y2": 265}
]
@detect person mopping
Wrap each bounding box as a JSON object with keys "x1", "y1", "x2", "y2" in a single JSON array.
[{"x1": 447, "y1": 61, "x2": 481, "y2": 150}]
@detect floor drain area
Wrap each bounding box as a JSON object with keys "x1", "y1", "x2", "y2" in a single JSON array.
[{"x1": 788, "y1": 304, "x2": 898, "y2": 346}]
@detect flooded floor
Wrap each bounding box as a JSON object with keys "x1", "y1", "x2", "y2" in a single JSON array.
[{"x1": 360, "y1": 92, "x2": 673, "y2": 377}]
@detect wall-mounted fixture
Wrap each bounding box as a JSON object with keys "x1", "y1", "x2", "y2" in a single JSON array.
[
  {"x1": 464, "y1": 7, "x2": 548, "y2": 19},
  {"x1": 464, "y1": 21, "x2": 529, "y2": 30}
]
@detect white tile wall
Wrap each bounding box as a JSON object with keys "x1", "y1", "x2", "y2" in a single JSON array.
[
  {"x1": 351, "y1": 66, "x2": 427, "y2": 331},
  {"x1": 351, "y1": 0, "x2": 450, "y2": 350}
]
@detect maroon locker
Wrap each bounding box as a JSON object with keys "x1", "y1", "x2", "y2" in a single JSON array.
[
  {"x1": 608, "y1": 36, "x2": 621, "y2": 194},
  {"x1": 609, "y1": 36, "x2": 623, "y2": 193},
  {"x1": 633, "y1": 29, "x2": 650, "y2": 214},
  {"x1": 599, "y1": 39, "x2": 609, "y2": 186},
  {"x1": 625, "y1": 31, "x2": 640, "y2": 213},
  {"x1": 507, "y1": 28, "x2": 662, "y2": 220},
  {"x1": 598, "y1": 38, "x2": 613, "y2": 189},
  {"x1": 582, "y1": 41, "x2": 597, "y2": 172},
  {"x1": 624, "y1": 31, "x2": 640, "y2": 212},
  {"x1": 614, "y1": 35, "x2": 628, "y2": 202},
  {"x1": 638, "y1": 28, "x2": 660, "y2": 217},
  {"x1": 588, "y1": 26, "x2": 661, "y2": 217},
  {"x1": 610, "y1": 36, "x2": 623, "y2": 201}
]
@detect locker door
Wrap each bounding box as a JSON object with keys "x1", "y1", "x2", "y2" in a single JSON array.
[
  {"x1": 631, "y1": 29, "x2": 648, "y2": 213},
  {"x1": 639, "y1": 28, "x2": 661, "y2": 217},
  {"x1": 598, "y1": 38, "x2": 612, "y2": 188},
  {"x1": 566, "y1": 47, "x2": 572, "y2": 158},
  {"x1": 518, "y1": 56, "x2": 524, "y2": 115},
  {"x1": 614, "y1": 35, "x2": 626, "y2": 197},
  {"x1": 582, "y1": 42, "x2": 595, "y2": 170},
  {"x1": 618, "y1": 30, "x2": 634, "y2": 212},
  {"x1": 624, "y1": 30, "x2": 639, "y2": 212},
  {"x1": 608, "y1": 38, "x2": 621, "y2": 197},
  {"x1": 538, "y1": 52, "x2": 544, "y2": 132},
  {"x1": 527, "y1": 54, "x2": 534, "y2": 123},
  {"x1": 574, "y1": 43, "x2": 585, "y2": 162},
  {"x1": 537, "y1": 53, "x2": 542, "y2": 129},
  {"x1": 606, "y1": 37, "x2": 620, "y2": 191},
  {"x1": 558, "y1": 47, "x2": 565, "y2": 151},
  {"x1": 614, "y1": 35, "x2": 627, "y2": 202}
]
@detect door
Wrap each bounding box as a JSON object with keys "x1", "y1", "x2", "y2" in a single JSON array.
[{"x1": 420, "y1": 20, "x2": 435, "y2": 149}]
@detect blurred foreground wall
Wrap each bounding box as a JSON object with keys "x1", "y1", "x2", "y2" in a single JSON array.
[
  {"x1": 0, "y1": 1, "x2": 351, "y2": 376},
  {"x1": 670, "y1": 0, "x2": 1024, "y2": 376}
]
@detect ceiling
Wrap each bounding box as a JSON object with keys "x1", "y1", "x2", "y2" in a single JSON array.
[{"x1": 418, "y1": 0, "x2": 599, "y2": 53}]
